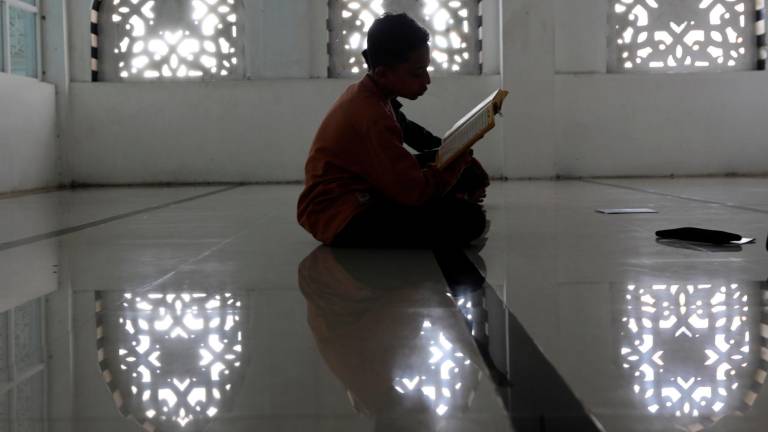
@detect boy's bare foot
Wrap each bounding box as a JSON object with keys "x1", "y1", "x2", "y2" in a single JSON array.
[{"x1": 455, "y1": 188, "x2": 487, "y2": 203}]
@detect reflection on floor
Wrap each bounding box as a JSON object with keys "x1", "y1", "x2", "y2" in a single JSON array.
[
  {"x1": 618, "y1": 282, "x2": 766, "y2": 432},
  {"x1": 299, "y1": 247, "x2": 508, "y2": 430},
  {"x1": 0, "y1": 179, "x2": 767, "y2": 431},
  {"x1": 96, "y1": 290, "x2": 246, "y2": 430}
]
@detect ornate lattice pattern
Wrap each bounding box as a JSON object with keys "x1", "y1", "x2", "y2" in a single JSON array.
[
  {"x1": 422, "y1": 0, "x2": 477, "y2": 73},
  {"x1": 610, "y1": 0, "x2": 758, "y2": 72},
  {"x1": 328, "y1": 0, "x2": 481, "y2": 77},
  {"x1": 620, "y1": 283, "x2": 764, "y2": 430},
  {"x1": 103, "y1": 0, "x2": 243, "y2": 80},
  {"x1": 98, "y1": 291, "x2": 245, "y2": 430},
  {"x1": 332, "y1": 0, "x2": 385, "y2": 76},
  {"x1": 453, "y1": 291, "x2": 488, "y2": 341},
  {"x1": 392, "y1": 320, "x2": 481, "y2": 417}
]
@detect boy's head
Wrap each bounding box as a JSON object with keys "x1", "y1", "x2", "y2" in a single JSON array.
[{"x1": 362, "y1": 13, "x2": 431, "y2": 100}]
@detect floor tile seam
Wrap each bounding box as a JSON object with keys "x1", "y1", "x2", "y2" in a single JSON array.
[
  {"x1": 0, "y1": 186, "x2": 242, "y2": 253},
  {"x1": 581, "y1": 179, "x2": 768, "y2": 215},
  {"x1": 0, "y1": 187, "x2": 61, "y2": 201},
  {"x1": 130, "y1": 229, "x2": 249, "y2": 298},
  {"x1": 432, "y1": 249, "x2": 604, "y2": 431}
]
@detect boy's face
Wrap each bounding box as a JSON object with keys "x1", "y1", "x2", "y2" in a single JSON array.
[{"x1": 375, "y1": 45, "x2": 432, "y2": 100}]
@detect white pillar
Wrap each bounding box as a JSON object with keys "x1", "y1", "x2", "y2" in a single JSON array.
[{"x1": 500, "y1": 0, "x2": 556, "y2": 178}]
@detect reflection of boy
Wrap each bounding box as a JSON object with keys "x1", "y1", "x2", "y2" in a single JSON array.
[
  {"x1": 298, "y1": 246, "x2": 484, "y2": 430},
  {"x1": 297, "y1": 13, "x2": 489, "y2": 247}
]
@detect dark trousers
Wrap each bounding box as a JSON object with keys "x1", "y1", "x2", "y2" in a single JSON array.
[
  {"x1": 332, "y1": 195, "x2": 487, "y2": 248},
  {"x1": 333, "y1": 151, "x2": 488, "y2": 248}
]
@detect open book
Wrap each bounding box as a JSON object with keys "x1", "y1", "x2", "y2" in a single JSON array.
[{"x1": 436, "y1": 89, "x2": 509, "y2": 169}]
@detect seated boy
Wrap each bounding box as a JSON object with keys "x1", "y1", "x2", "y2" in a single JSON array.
[{"x1": 297, "y1": 13, "x2": 490, "y2": 248}]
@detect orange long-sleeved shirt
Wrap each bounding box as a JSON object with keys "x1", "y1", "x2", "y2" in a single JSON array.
[{"x1": 297, "y1": 75, "x2": 456, "y2": 244}]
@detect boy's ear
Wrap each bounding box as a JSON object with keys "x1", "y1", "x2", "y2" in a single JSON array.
[{"x1": 371, "y1": 65, "x2": 388, "y2": 80}]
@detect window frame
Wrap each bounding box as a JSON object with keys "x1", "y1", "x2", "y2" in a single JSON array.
[
  {"x1": 1, "y1": 0, "x2": 42, "y2": 79},
  {"x1": 0, "y1": 298, "x2": 48, "y2": 432}
]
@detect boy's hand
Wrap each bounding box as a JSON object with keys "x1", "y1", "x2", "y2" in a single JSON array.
[
  {"x1": 439, "y1": 150, "x2": 490, "y2": 203},
  {"x1": 461, "y1": 156, "x2": 490, "y2": 203},
  {"x1": 448, "y1": 149, "x2": 474, "y2": 170},
  {"x1": 440, "y1": 149, "x2": 474, "y2": 190}
]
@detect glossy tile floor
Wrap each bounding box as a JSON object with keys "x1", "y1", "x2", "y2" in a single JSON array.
[{"x1": 1, "y1": 178, "x2": 767, "y2": 431}]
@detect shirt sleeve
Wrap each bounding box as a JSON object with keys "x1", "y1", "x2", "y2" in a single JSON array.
[
  {"x1": 357, "y1": 118, "x2": 455, "y2": 206},
  {"x1": 392, "y1": 102, "x2": 443, "y2": 153}
]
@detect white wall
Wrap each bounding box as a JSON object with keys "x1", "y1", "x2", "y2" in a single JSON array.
[
  {"x1": 501, "y1": 0, "x2": 556, "y2": 178},
  {"x1": 555, "y1": 72, "x2": 768, "y2": 177},
  {"x1": 67, "y1": 76, "x2": 503, "y2": 184},
  {"x1": 0, "y1": 74, "x2": 58, "y2": 193}
]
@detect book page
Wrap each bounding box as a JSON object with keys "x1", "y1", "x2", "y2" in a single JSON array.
[
  {"x1": 439, "y1": 109, "x2": 491, "y2": 166},
  {"x1": 442, "y1": 91, "x2": 500, "y2": 140},
  {"x1": 436, "y1": 89, "x2": 508, "y2": 168}
]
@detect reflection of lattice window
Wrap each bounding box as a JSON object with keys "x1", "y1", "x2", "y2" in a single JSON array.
[
  {"x1": 0, "y1": 298, "x2": 47, "y2": 431},
  {"x1": 619, "y1": 283, "x2": 767, "y2": 431},
  {"x1": 98, "y1": 0, "x2": 244, "y2": 81},
  {"x1": 1, "y1": 0, "x2": 40, "y2": 78},
  {"x1": 96, "y1": 291, "x2": 247, "y2": 431},
  {"x1": 609, "y1": 0, "x2": 763, "y2": 72},
  {"x1": 391, "y1": 320, "x2": 481, "y2": 417},
  {"x1": 328, "y1": 0, "x2": 482, "y2": 78},
  {"x1": 452, "y1": 291, "x2": 487, "y2": 340}
]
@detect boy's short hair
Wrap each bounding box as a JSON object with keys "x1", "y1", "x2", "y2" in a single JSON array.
[{"x1": 362, "y1": 13, "x2": 430, "y2": 70}]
